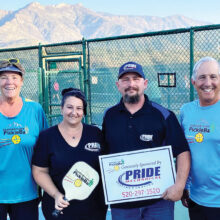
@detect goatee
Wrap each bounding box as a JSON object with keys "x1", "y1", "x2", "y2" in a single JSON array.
[{"x1": 123, "y1": 94, "x2": 140, "y2": 104}]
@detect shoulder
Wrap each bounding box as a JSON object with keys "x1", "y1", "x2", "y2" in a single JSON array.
[
  {"x1": 83, "y1": 124, "x2": 104, "y2": 143},
  {"x1": 215, "y1": 100, "x2": 220, "y2": 109},
  {"x1": 24, "y1": 98, "x2": 44, "y2": 110},
  {"x1": 39, "y1": 125, "x2": 57, "y2": 138},
  {"x1": 103, "y1": 102, "x2": 121, "y2": 118},
  {"x1": 150, "y1": 101, "x2": 172, "y2": 120},
  {"x1": 83, "y1": 123, "x2": 101, "y2": 133},
  {"x1": 180, "y1": 100, "x2": 197, "y2": 113}
]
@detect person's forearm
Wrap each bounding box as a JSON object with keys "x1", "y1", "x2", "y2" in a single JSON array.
[
  {"x1": 162, "y1": 151, "x2": 190, "y2": 201},
  {"x1": 32, "y1": 165, "x2": 60, "y2": 199},
  {"x1": 175, "y1": 151, "x2": 191, "y2": 189}
]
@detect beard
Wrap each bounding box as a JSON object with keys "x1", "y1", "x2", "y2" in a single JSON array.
[
  {"x1": 123, "y1": 93, "x2": 140, "y2": 104},
  {"x1": 123, "y1": 87, "x2": 140, "y2": 104}
]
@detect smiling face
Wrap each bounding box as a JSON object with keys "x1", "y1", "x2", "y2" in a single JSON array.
[
  {"x1": 116, "y1": 72, "x2": 148, "y2": 104},
  {"x1": 0, "y1": 72, "x2": 23, "y2": 100},
  {"x1": 192, "y1": 60, "x2": 220, "y2": 106},
  {"x1": 61, "y1": 96, "x2": 84, "y2": 126}
]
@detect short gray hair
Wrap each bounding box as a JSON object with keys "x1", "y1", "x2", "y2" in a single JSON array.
[{"x1": 192, "y1": 56, "x2": 220, "y2": 81}]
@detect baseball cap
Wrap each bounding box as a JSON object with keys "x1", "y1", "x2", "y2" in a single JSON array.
[
  {"x1": 0, "y1": 66, "x2": 23, "y2": 76},
  {"x1": 118, "y1": 61, "x2": 145, "y2": 79}
]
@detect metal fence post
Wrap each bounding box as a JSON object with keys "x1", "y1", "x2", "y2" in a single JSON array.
[
  {"x1": 82, "y1": 38, "x2": 90, "y2": 124},
  {"x1": 190, "y1": 28, "x2": 195, "y2": 101},
  {"x1": 38, "y1": 43, "x2": 46, "y2": 110}
]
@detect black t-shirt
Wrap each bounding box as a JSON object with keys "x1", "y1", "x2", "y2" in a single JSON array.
[
  {"x1": 103, "y1": 95, "x2": 189, "y2": 156},
  {"x1": 102, "y1": 95, "x2": 189, "y2": 209},
  {"x1": 32, "y1": 123, "x2": 107, "y2": 220}
]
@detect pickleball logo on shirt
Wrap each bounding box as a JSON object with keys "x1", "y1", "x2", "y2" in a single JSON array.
[
  {"x1": 186, "y1": 120, "x2": 215, "y2": 144},
  {"x1": 0, "y1": 134, "x2": 22, "y2": 147},
  {"x1": 195, "y1": 133, "x2": 203, "y2": 143},
  {"x1": 11, "y1": 135, "x2": 21, "y2": 144},
  {"x1": 0, "y1": 122, "x2": 29, "y2": 148}
]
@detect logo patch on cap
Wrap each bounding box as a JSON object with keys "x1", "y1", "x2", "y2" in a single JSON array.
[
  {"x1": 140, "y1": 134, "x2": 153, "y2": 142},
  {"x1": 124, "y1": 64, "x2": 137, "y2": 70}
]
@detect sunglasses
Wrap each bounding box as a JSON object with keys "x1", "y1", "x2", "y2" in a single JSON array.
[
  {"x1": 0, "y1": 58, "x2": 19, "y2": 64},
  {"x1": 6, "y1": 58, "x2": 19, "y2": 64},
  {"x1": 0, "y1": 58, "x2": 24, "y2": 73}
]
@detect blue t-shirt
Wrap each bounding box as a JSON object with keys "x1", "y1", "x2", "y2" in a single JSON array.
[
  {"x1": 180, "y1": 100, "x2": 220, "y2": 207},
  {"x1": 0, "y1": 98, "x2": 48, "y2": 203}
]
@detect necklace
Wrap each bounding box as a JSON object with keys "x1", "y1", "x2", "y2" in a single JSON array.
[
  {"x1": 72, "y1": 125, "x2": 83, "y2": 140},
  {"x1": 72, "y1": 128, "x2": 82, "y2": 140},
  {"x1": 58, "y1": 122, "x2": 83, "y2": 147}
]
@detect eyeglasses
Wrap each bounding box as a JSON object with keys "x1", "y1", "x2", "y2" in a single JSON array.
[{"x1": 0, "y1": 58, "x2": 24, "y2": 73}]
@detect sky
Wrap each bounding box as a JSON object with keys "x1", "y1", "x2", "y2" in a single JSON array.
[{"x1": 0, "y1": 0, "x2": 220, "y2": 24}]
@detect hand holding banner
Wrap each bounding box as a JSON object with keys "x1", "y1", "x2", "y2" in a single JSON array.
[{"x1": 99, "y1": 146, "x2": 176, "y2": 204}]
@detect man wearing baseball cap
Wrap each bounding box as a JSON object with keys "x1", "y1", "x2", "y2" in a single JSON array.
[{"x1": 102, "y1": 61, "x2": 190, "y2": 220}]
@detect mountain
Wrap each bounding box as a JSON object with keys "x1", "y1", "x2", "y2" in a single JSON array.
[{"x1": 0, "y1": 2, "x2": 211, "y2": 48}]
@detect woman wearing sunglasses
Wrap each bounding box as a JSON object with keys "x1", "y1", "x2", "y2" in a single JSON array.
[{"x1": 0, "y1": 59, "x2": 48, "y2": 220}]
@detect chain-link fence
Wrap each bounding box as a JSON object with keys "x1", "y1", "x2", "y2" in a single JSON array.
[
  {"x1": 40, "y1": 42, "x2": 85, "y2": 125},
  {"x1": 87, "y1": 31, "x2": 191, "y2": 125},
  {"x1": 0, "y1": 24, "x2": 219, "y2": 126},
  {"x1": 87, "y1": 25, "x2": 220, "y2": 126}
]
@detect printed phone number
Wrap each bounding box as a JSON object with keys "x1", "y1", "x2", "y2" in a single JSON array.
[{"x1": 122, "y1": 188, "x2": 160, "y2": 198}]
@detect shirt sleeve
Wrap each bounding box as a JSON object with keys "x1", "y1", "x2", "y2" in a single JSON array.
[
  {"x1": 185, "y1": 171, "x2": 192, "y2": 190},
  {"x1": 164, "y1": 111, "x2": 189, "y2": 157},
  {"x1": 180, "y1": 106, "x2": 191, "y2": 190},
  {"x1": 101, "y1": 111, "x2": 110, "y2": 154},
  {"x1": 98, "y1": 126, "x2": 108, "y2": 155},
  {"x1": 37, "y1": 104, "x2": 48, "y2": 131},
  {"x1": 32, "y1": 130, "x2": 50, "y2": 167}
]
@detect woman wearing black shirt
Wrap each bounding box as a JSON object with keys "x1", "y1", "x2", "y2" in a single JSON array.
[{"x1": 32, "y1": 88, "x2": 107, "y2": 220}]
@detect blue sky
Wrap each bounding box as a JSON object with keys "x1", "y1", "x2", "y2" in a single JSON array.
[{"x1": 1, "y1": 0, "x2": 220, "y2": 24}]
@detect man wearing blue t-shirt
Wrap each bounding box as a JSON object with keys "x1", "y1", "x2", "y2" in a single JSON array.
[{"x1": 180, "y1": 57, "x2": 220, "y2": 220}]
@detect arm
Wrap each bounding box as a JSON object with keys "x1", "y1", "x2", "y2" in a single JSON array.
[
  {"x1": 32, "y1": 165, "x2": 69, "y2": 211},
  {"x1": 162, "y1": 151, "x2": 190, "y2": 201}
]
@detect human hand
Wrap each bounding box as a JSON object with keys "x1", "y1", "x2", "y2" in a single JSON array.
[
  {"x1": 162, "y1": 183, "x2": 184, "y2": 202},
  {"x1": 181, "y1": 189, "x2": 190, "y2": 208},
  {"x1": 54, "y1": 191, "x2": 70, "y2": 211}
]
